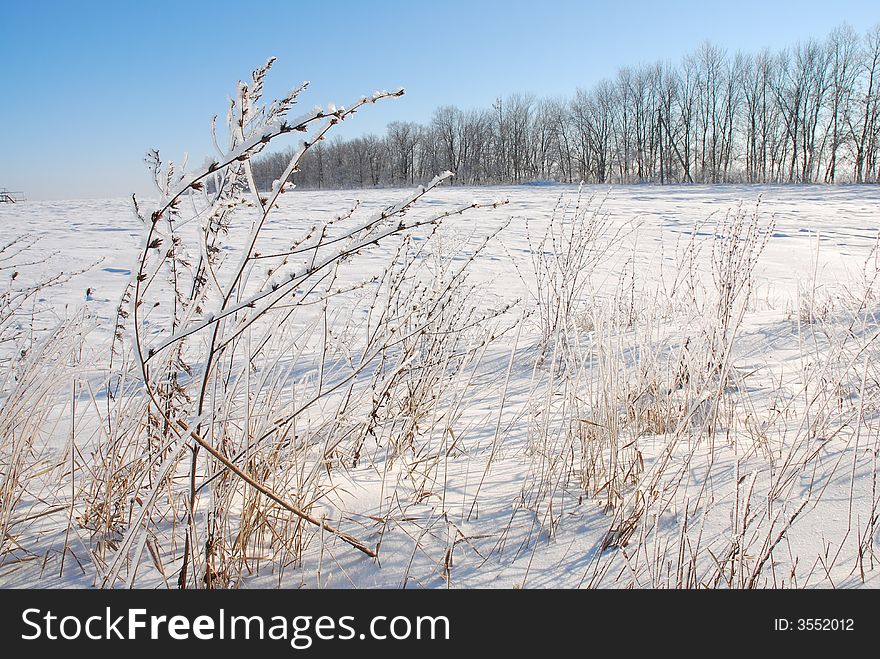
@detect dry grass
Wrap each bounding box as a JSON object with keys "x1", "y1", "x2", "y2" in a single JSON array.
[{"x1": 2, "y1": 63, "x2": 879, "y2": 590}]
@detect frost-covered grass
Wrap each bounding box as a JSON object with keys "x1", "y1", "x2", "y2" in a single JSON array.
[
  {"x1": 3, "y1": 181, "x2": 880, "y2": 589},
  {"x1": 2, "y1": 63, "x2": 880, "y2": 589}
]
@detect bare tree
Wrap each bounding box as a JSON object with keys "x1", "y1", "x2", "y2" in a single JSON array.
[{"x1": 250, "y1": 22, "x2": 880, "y2": 188}]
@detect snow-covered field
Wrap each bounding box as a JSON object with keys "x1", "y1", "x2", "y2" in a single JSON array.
[{"x1": 2, "y1": 183, "x2": 880, "y2": 589}]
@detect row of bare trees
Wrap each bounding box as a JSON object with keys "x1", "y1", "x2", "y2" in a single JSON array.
[{"x1": 254, "y1": 23, "x2": 880, "y2": 188}]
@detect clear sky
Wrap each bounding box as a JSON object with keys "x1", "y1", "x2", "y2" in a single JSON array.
[{"x1": 1, "y1": 0, "x2": 878, "y2": 199}]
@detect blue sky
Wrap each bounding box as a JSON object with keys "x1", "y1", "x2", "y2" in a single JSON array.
[{"x1": 1, "y1": 1, "x2": 878, "y2": 199}]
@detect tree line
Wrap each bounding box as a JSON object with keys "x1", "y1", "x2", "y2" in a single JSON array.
[{"x1": 253, "y1": 23, "x2": 880, "y2": 189}]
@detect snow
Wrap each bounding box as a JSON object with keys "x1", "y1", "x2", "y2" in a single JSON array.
[{"x1": 1, "y1": 183, "x2": 880, "y2": 589}]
